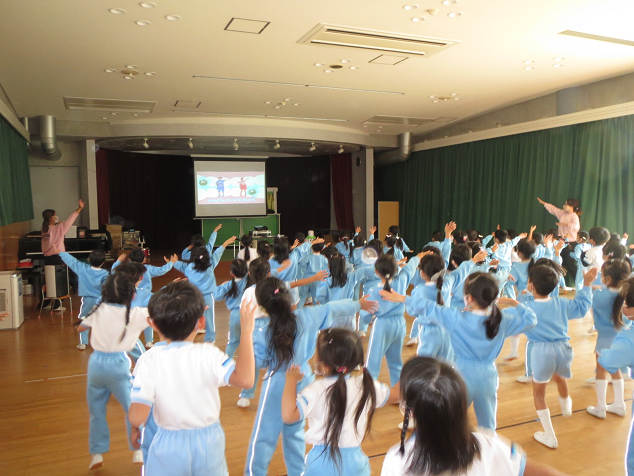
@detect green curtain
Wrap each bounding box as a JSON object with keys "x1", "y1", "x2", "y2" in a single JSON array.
[
  {"x1": 376, "y1": 114, "x2": 634, "y2": 250},
  {"x1": 0, "y1": 115, "x2": 33, "y2": 226}
]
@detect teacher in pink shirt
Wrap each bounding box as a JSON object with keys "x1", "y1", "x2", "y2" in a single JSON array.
[{"x1": 537, "y1": 197, "x2": 581, "y2": 240}]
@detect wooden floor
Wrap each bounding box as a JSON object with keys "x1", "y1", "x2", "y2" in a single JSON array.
[{"x1": 1, "y1": 267, "x2": 632, "y2": 476}]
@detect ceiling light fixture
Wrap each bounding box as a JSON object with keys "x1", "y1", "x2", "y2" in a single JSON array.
[
  {"x1": 145, "y1": 72, "x2": 156, "y2": 76},
  {"x1": 273, "y1": 140, "x2": 281, "y2": 150},
  {"x1": 524, "y1": 66, "x2": 534, "y2": 70},
  {"x1": 427, "y1": 8, "x2": 439, "y2": 14},
  {"x1": 442, "y1": 0, "x2": 458, "y2": 4},
  {"x1": 265, "y1": 101, "x2": 273, "y2": 104},
  {"x1": 309, "y1": 142, "x2": 316, "y2": 152},
  {"x1": 554, "y1": 57, "x2": 565, "y2": 61},
  {"x1": 188, "y1": 138, "x2": 194, "y2": 149},
  {"x1": 102, "y1": 117, "x2": 109, "y2": 120},
  {"x1": 135, "y1": 20, "x2": 151, "y2": 26},
  {"x1": 411, "y1": 17, "x2": 426, "y2": 22},
  {"x1": 524, "y1": 60, "x2": 535, "y2": 64},
  {"x1": 139, "y1": 2, "x2": 156, "y2": 7},
  {"x1": 324, "y1": 69, "x2": 333, "y2": 73},
  {"x1": 233, "y1": 139, "x2": 239, "y2": 151},
  {"x1": 553, "y1": 64, "x2": 563, "y2": 68},
  {"x1": 341, "y1": 59, "x2": 351, "y2": 63},
  {"x1": 126, "y1": 64, "x2": 138, "y2": 69},
  {"x1": 403, "y1": 4, "x2": 419, "y2": 10},
  {"x1": 123, "y1": 75, "x2": 134, "y2": 79},
  {"x1": 165, "y1": 15, "x2": 180, "y2": 20},
  {"x1": 450, "y1": 93, "x2": 458, "y2": 96},
  {"x1": 274, "y1": 106, "x2": 282, "y2": 109},
  {"x1": 133, "y1": 113, "x2": 141, "y2": 116},
  {"x1": 110, "y1": 112, "x2": 119, "y2": 115},
  {"x1": 349, "y1": 66, "x2": 359, "y2": 70},
  {"x1": 433, "y1": 99, "x2": 440, "y2": 103},
  {"x1": 284, "y1": 98, "x2": 293, "y2": 101},
  {"x1": 338, "y1": 145, "x2": 345, "y2": 154},
  {"x1": 293, "y1": 103, "x2": 300, "y2": 106},
  {"x1": 104, "y1": 69, "x2": 117, "y2": 73},
  {"x1": 447, "y1": 12, "x2": 462, "y2": 17},
  {"x1": 314, "y1": 63, "x2": 324, "y2": 67},
  {"x1": 453, "y1": 97, "x2": 461, "y2": 100},
  {"x1": 109, "y1": 8, "x2": 125, "y2": 14},
  {"x1": 143, "y1": 138, "x2": 149, "y2": 149}
]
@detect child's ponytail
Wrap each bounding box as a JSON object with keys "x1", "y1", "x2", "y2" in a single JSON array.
[
  {"x1": 376, "y1": 255, "x2": 398, "y2": 293},
  {"x1": 241, "y1": 234, "x2": 253, "y2": 262},
  {"x1": 605, "y1": 260, "x2": 633, "y2": 329},
  {"x1": 464, "y1": 272, "x2": 501, "y2": 339},
  {"x1": 328, "y1": 255, "x2": 348, "y2": 288},
  {"x1": 193, "y1": 247, "x2": 211, "y2": 271},
  {"x1": 419, "y1": 254, "x2": 446, "y2": 306},
  {"x1": 227, "y1": 259, "x2": 248, "y2": 299}
]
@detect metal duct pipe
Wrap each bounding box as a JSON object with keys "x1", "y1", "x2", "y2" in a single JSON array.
[
  {"x1": 374, "y1": 132, "x2": 411, "y2": 167},
  {"x1": 19, "y1": 117, "x2": 35, "y2": 152},
  {"x1": 38, "y1": 115, "x2": 62, "y2": 160}
]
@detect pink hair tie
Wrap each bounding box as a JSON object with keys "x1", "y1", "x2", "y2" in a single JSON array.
[
  {"x1": 274, "y1": 289, "x2": 279, "y2": 294},
  {"x1": 336, "y1": 366, "x2": 348, "y2": 373}
]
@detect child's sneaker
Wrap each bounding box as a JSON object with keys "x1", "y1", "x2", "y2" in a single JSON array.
[
  {"x1": 237, "y1": 398, "x2": 251, "y2": 408},
  {"x1": 406, "y1": 337, "x2": 418, "y2": 347},
  {"x1": 76, "y1": 344, "x2": 87, "y2": 351},
  {"x1": 606, "y1": 404, "x2": 626, "y2": 417},
  {"x1": 534, "y1": 432, "x2": 558, "y2": 449},
  {"x1": 132, "y1": 450, "x2": 143, "y2": 465},
  {"x1": 89, "y1": 454, "x2": 104, "y2": 470},
  {"x1": 516, "y1": 375, "x2": 532, "y2": 383},
  {"x1": 586, "y1": 406, "x2": 606, "y2": 419}
]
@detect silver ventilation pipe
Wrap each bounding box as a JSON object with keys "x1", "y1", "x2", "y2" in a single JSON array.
[
  {"x1": 19, "y1": 116, "x2": 35, "y2": 153},
  {"x1": 38, "y1": 115, "x2": 62, "y2": 160},
  {"x1": 374, "y1": 132, "x2": 411, "y2": 167}
]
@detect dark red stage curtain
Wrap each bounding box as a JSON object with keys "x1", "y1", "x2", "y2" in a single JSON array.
[
  {"x1": 96, "y1": 148, "x2": 110, "y2": 228},
  {"x1": 330, "y1": 153, "x2": 354, "y2": 230}
]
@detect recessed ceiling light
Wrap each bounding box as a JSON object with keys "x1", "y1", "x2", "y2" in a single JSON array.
[
  {"x1": 447, "y1": 12, "x2": 462, "y2": 17},
  {"x1": 314, "y1": 63, "x2": 324, "y2": 67},
  {"x1": 554, "y1": 57, "x2": 565, "y2": 61},
  {"x1": 274, "y1": 106, "x2": 282, "y2": 109},
  {"x1": 265, "y1": 101, "x2": 273, "y2": 104},
  {"x1": 442, "y1": 0, "x2": 458, "y2": 4},
  {"x1": 429, "y1": 95, "x2": 437, "y2": 99},
  {"x1": 453, "y1": 97, "x2": 461, "y2": 100},
  {"x1": 284, "y1": 98, "x2": 293, "y2": 101},
  {"x1": 133, "y1": 113, "x2": 141, "y2": 116},
  {"x1": 524, "y1": 60, "x2": 535, "y2": 64},
  {"x1": 109, "y1": 8, "x2": 125, "y2": 14},
  {"x1": 102, "y1": 117, "x2": 109, "y2": 120},
  {"x1": 135, "y1": 20, "x2": 151, "y2": 26},
  {"x1": 450, "y1": 93, "x2": 459, "y2": 96},
  {"x1": 324, "y1": 69, "x2": 333, "y2": 73},
  {"x1": 341, "y1": 59, "x2": 351, "y2": 63},
  {"x1": 126, "y1": 64, "x2": 138, "y2": 69},
  {"x1": 403, "y1": 4, "x2": 419, "y2": 10},
  {"x1": 165, "y1": 15, "x2": 180, "y2": 21},
  {"x1": 139, "y1": 2, "x2": 156, "y2": 7},
  {"x1": 553, "y1": 64, "x2": 563, "y2": 67},
  {"x1": 363, "y1": 125, "x2": 368, "y2": 128},
  {"x1": 273, "y1": 140, "x2": 281, "y2": 150},
  {"x1": 524, "y1": 66, "x2": 534, "y2": 70},
  {"x1": 293, "y1": 103, "x2": 301, "y2": 106},
  {"x1": 309, "y1": 142, "x2": 316, "y2": 152},
  {"x1": 110, "y1": 112, "x2": 119, "y2": 115},
  {"x1": 349, "y1": 66, "x2": 359, "y2": 70},
  {"x1": 104, "y1": 69, "x2": 117, "y2": 73},
  {"x1": 433, "y1": 100, "x2": 440, "y2": 103},
  {"x1": 338, "y1": 145, "x2": 344, "y2": 154},
  {"x1": 123, "y1": 75, "x2": 135, "y2": 79},
  {"x1": 145, "y1": 72, "x2": 156, "y2": 76},
  {"x1": 411, "y1": 17, "x2": 426, "y2": 22}
]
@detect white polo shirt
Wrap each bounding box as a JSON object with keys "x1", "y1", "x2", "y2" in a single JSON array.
[
  {"x1": 297, "y1": 375, "x2": 390, "y2": 447},
  {"x1": 82, "y1": 303, "x2": 149, "y2": 352},
  {"x1": 131, "y1": 342, "x2": 235, "y2": 430},
  {"x1": 381, "y1": 431, "x2": 525, "y2": 476}
]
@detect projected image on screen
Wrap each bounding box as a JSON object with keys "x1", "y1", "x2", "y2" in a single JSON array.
[
  {"x1": 197, "y1": 172, "x2": 265, "y2": 204},
  {"x1": 194, "y1": 160, "x2": 267, "y2": 217}
]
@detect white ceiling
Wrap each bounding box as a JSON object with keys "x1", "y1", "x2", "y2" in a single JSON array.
[{"x1": 1, "y1": 0, "x2": 634, "y2": 141}]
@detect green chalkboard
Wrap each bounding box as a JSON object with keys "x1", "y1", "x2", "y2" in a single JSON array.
[{"x1": 200, "y1": 216, "x2": 281, "y2": 261}]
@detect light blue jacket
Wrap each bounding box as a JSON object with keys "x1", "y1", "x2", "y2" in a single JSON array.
[{"x1": 59, "y1": 252, "x2": 108, "y2": 298}]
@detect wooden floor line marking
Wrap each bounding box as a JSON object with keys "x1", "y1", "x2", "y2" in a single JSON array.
[{"x1": 25, "y1": 373, "x2": 87, "y2": 383}]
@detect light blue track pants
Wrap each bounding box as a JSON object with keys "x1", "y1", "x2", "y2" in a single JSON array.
[
  {"x1": 244, "y1": 372, "x2": 309, "y2": 476},
  {"x1": 303, "y1": 445, "x2": 369, "y2": 476},
  {"x1": 457, "y1": 359, "x2": 499, "y2": 430},
  {"x1": 78, "y1": 296, "x2": 99, "y2": 345},
  {"x1": 87, "y1": 351, "x2": 134, "y2": 454},
  {"x1": 627, "y1": 405, "x2": 634, "y2": 475},
  {"x1": 204, "y1": 295, "x2": 216, "y2": 342},
  {"x1": 225, "y1": 309, "x2": 241, "y2": 359},
  {"x1": 147, "y1": 422, "x2": 228, "y2": 476},
  {"x1": 365, "y1": 315, "x2": 406, "y2": 387}
]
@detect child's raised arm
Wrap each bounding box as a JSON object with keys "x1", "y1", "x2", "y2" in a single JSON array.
[
  {"x1": 228, "y1": 299, "x2": 256, "y2": 389},
  {"x1": 281, "y1": 365, "x2": 304, "y2": 424}
]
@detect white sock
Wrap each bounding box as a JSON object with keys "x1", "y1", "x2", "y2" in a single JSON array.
[
  {"x1": 537, "y1": 409, "x2": 556, "y2": 438},
  {"x1": 612, "y1": 379, "x2": 625, "y2": 409},
  {"x1": 595, "y1": 379, "x2": 608, "y2": 411},
  {"x1": 559, "y1": 395, "x2": 572, "y2": 416},
  {"x1": 509, "y1": 336, "x2": 520, "y2": 354}
]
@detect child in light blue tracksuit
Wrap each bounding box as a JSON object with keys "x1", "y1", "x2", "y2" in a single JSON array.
[
  {"x1": 128, "y1": 280, "x2": 255, "y2": 476},
  {"x1": 587, "y1": 259, "x2": 632, "y2": 420},
  {"x1": 244, "y1": 277, "x2": 377, "y2": 476},
  {"x1": 297, "y1": 242, "x2": 329, "y2": 307},
  {"x1": 360, "y1": 252, "x2": 423, "y2": 386},
  {"x1": 334, "y1": 231, "x2": 354, "y2": 259},
  {"x1": 483, "y1": 228, "x2": 525, "y2": 298},
  {"x1": 522, "y1": 264, "x2": 595, "y2": 449},
  {"x1": 173, "y1": 235, "x2": 235, "y2": 343},
  {"x1": 384, "y1": 236, "x2": 405, "y2": 262},
  {"x1": 112, "y1": 248, "x2": 177, "y2": 347},
  {"x1": 213, "y1": 259, "x2": 249, "y2": 358},
  {"x1": 385, "y1": 272, "x2": 537, "y2": 431},
  {"x1": 59, "y1": 250, "x2": 108, "y2": 350},
  {"x1": 270, "y1": 237, "x2": 298, "y2": 281},
  {"x1": 181, "y1": 226, "x2": 220, "y2": 261},
  {"x1": 75, "y1": 262, "x2": 150, "y2": 470},
  {"x1": 598, "y1": 277, "x2": 634, "y2": 476}
]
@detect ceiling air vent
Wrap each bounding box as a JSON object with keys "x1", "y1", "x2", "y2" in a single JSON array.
[
  {"x1": 363, "y1": 116, "x2": 435, "y2": 127},
  {"x1": 64, "y1": 97, "x2": 156, "y2": 113},
  {"x1": 298, "y1": 24, "x2": 458, "y2": 57}
]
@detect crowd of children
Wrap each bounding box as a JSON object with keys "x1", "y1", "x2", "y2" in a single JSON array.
[{"x1": 61, "y1": 194, "x2": 634, "y2": 476}]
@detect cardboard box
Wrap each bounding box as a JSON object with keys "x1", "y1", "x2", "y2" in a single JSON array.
[{"x1": 107, "y1": 225, "x2": 123, "y2": 249}]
